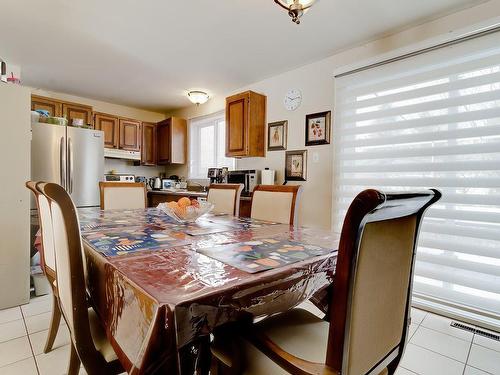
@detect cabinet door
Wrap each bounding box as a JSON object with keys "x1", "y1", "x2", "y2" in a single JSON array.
[
  {"x1": 119, "y1": 119, "x2": 141, "y2": 151},
  {"x1": 157, "y1": 119, "x2": 171, "y2": 165},
  {"x1": 94, "y1": 113, "x2": 119, "y2": 148},
  {"x1": 170, "y1": 117, "x2": 187, "y2": 164},
  {"x1": 62, "y1": 103, "x2": 93, "y2": 127},
  {"x1": 31, "y1": 95, "x2": 62, "y2": 117},
  {"x1": 226, "y1": 93, "x2": 248, "y2": 157},
  {"x1": 141, "y1": 122, "x2": 156, "y2": 166}
]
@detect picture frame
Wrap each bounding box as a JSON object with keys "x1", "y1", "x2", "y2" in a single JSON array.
[
  {"x1": 268, "y1": 120, "x2": 288, "y2": 151},
  {"x1": 305, "y1": 110, "x2": 331, "y2": 146},
  {"x1": 285, "y1": 150, "x2": 307, "y2": 181}
]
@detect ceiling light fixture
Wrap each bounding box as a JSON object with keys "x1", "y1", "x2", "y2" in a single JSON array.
[
  {"x1": 187, "y1": 90, "x2": 210, "y2": 105},
  {"x1": 274, "y1": 0, "x2": 318, "y2": 24}
]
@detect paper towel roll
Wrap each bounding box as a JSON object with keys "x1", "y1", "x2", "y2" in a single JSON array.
[{"x1": 261, "y1": 169, "x2": 275, "y2": 185}]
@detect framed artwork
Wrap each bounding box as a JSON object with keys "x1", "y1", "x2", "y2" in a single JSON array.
[
  {"x1": 305, "y1": 111, "x2": 331, "y2": 146},
  {"x1": 285, "y1": 150, "x2": 307, "y2": 181},
  {"x1": 268, "y1": 120, "x2": 287, "y2": 151}
]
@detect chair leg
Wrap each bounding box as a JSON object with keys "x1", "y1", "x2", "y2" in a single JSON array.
[
  {"x1": 43, "y1": 293, "x2": 61, "y2": 353},
  {"x1": 68, "y1": 342, "x2": 81, "y2": 375}
]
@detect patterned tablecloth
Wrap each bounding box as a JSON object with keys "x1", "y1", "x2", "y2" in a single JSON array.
[{"x1": 78, "y1": 208, "x2": 339, "y2": 374}]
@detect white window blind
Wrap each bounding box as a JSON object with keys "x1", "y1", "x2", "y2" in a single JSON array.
[
  {"x1": 189, "y1": 112, "x2": 235, "y2": 179},
  {"x1": 333, "y1": 31, "x2": 500, "y2": 329}
]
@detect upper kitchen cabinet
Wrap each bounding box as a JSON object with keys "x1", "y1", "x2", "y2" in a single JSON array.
[
  {"x1": 94, "y1": 113, "x2": 119, "y2": 148},
  {"x1": 225, "y1": 90, "x2": 266, "y2": 158},
  {"x1": 141, "y1": 122, "x2": 156, "y2": 166},
  {"x1": 119, "y1": 119, "x2": 141, "y2": 152},
  {"x1": 157, "y1": 117, "x2": 187, "y2": 165},
  {"x1": 31, "y1": 95, "x2": 62, "y2": 117},
  {"x1": 62, "y1": 102, "x2": 93, "y2": 127}
]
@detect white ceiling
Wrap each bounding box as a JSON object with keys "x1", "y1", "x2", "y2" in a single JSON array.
[{"x1": 0, "y1": 0, "x2": 485, "y2": 112}]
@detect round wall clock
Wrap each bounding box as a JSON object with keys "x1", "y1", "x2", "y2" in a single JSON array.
[{"x1": 284, "y1": 89, "x2": 302, "y2": 111}]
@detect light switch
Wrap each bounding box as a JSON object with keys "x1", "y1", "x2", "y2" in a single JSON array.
[{"x1": 312, "y1": 152, "x2": 320, "y2": 163}]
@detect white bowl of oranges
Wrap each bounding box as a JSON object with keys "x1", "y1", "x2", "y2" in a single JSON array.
[{"x1": 158, "y1": 197, "x2": 214, "y2": 223}]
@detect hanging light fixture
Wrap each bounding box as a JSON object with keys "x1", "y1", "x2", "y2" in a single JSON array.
[
  {"x1": 187, "y1": 90, "x2": 210, "y2": 105},
  {"x1": 274, "y1": 0, "x2": 318, "y2": 24}
]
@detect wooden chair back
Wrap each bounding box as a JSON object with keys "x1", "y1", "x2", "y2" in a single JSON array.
[
  {"x1": 207, "y1": 183, "x2": 244, "y2": 216},
  {"x1": 327, "y1": 189, "x2": 441, "y2": 375},
  {"x1": 38, "y1": 182, "x2": 114, "y2": 373},
  {"x1": 251, "y1": 185, "x2": 302, "y2": 225},
  {"x1": 99, "y1": 182, "x2": 147, "y2": 210}
]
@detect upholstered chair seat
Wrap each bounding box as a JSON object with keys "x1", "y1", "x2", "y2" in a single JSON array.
[
  {"x1": 207, "y1": 184, "x2": 244, "y2": 216},
  {"x1": 99, "y1": 182, "x2": 147, "y2": 210},
  {"x1": 251, "y1": 185, "x2": 302, "y2": 225}
]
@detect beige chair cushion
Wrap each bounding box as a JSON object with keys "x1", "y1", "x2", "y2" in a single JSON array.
[
  {"x1": 103, "y1": 187, "x2": 145, "y2": 210},
  {"x1": 251, "y1": 191, "x2": 293, "y2": 224},
  {"x1": 208, "y1": 188, "x2": 237, "y2": 215},
  {"x1": 88, "y1": 308, "x2": 118, "y2": 363}
]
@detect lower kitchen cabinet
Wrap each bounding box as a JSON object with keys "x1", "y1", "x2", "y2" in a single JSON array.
[{"x1": 239, "y1": 198, "x2": 252, "y2": 218}]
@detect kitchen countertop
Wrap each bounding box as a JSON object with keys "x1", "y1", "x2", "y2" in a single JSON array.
[{"x1": 148, "y1": 189, "x2": 253, "y2": 201}]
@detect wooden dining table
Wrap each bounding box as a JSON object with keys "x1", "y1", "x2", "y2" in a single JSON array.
[{"x1": 75, "y1": 207, "x2": 340, "y2": 374}]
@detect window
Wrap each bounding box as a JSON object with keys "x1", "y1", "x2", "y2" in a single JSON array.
[
  {"x1": 333, "y1": 31, "x2": 500, "y2": 329},
  {"x1": 189, "y1": 112, "x2": 235, "y2": 179}
]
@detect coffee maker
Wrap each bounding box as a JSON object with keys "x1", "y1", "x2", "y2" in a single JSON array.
[{"x1": 207, "y1": 167, "x2": 228, "y2": 184}]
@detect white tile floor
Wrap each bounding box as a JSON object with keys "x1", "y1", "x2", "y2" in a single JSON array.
[{"x1": 0, "y1": 296, "x2": 499, "y2": 375}]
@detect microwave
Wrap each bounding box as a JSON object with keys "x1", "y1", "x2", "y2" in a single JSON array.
[{"x1": 227, "y1": 170, "x2": 260, "y2": 194}]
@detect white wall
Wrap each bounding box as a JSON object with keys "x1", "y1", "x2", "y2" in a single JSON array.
[
  {"x1": 168, "y1": 0, "x2": 500, "y2": 229},
  {"x1": 31, "y1": 88, "x2": 168, "y2": 177}
]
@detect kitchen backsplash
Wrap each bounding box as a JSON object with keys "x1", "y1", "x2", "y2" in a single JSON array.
[{"x1": 104, "y1": 158, "x2": 166, "y2": 178}]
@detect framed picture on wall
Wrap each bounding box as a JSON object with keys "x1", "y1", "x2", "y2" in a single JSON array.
[
  {"x1": 305, "y1": 111, "x2": 331, "y2": 146},
  {"x1": 268, "y1": 120, "x2": 287, "y2": 151},
  {"x1": 285, "y1": 150, "x2": 307, "y2": 181}
]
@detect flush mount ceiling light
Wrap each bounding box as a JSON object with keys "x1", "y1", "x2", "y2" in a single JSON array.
[
  {"x1": 274, "y1": 0, "x2": 318, "y2": 24},
  {"x1": 187, "y1": 90, "x2": 210, "y2": 105}
]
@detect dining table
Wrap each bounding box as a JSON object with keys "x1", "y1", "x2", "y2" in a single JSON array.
[{"x1": 73, "y1": 207, "x2": 340, "y2": 374}]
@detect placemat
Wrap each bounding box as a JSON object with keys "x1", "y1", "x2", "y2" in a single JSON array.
[{"x1": 197, "y1": 238, "x2": 334, "y2": 273}]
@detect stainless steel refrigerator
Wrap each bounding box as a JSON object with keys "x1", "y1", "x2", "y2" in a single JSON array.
[{"x1": 31, "y1": 123, "x2": 104, "y2": 207}]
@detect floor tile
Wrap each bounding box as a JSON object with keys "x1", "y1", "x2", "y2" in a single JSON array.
[
  {"x1": 0, "y1": 357, "x2": 38, "y2": 375},
  {"x1": 0, "y1": 306, "x2": 22, "y2": 325},
  {"x1": 410, "y1": 326, "x2": 471, "y2": 362},
  {"x1": 0, "y1": 336, "x2": 33, "y2": 368},
  {"x1": 30, "y1": 324, "x2": 70, "y2": 355},
  {"x1": 30, "y1": 294, "x2": 51, "y2": 304},
  {"x1": 21, "y1": 298, "x2": 52, "y2": 318},
  {"x1": 400, "y1": 343, "x2": 465, "y2": 375},
  {"x1": 467, "y1": 344, "x2": 500, "y2": 375},
  {"x1": 36, "y1": 343, "x2": 70, "y2": 375},
  {"x1": 464, "y1": 366, "x2": 491, "y2": 375},
  {"x1": 421, "y1": 313, "x2": 473, "y2": 342},
  {"x1": 395, "y1": 367, "x2": 418, "y2": 375},
  {"x1": 408, "y1": 323, "x2": 418, "y2": 339},
  {"x1": 473, "y1": 327, "x2": 500, "y2": 353},
  {"x1": 25, "y1": 311, "x2": 65, "y2": 335},
  {"x1": 411, "y1": 308, "x2": 427, "y2": 325},
  {"x1": 0, "y1": 319, "x2": 27, "y2": 343}
]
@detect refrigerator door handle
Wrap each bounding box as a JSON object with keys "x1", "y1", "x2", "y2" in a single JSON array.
[
  {"x1": 59, "y1": 137, "x2": 66, "y2": 189},
  {"x1": 68, "y1": 137, "x2": 74, "y2": 194}
]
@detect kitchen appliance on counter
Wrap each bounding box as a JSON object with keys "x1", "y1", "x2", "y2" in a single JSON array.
[
  {"x1": 161, "y1": 179, "x2": 176, "y2": 190},
  {"x1": 208, "y1": 167, "x2": 229, "y2": 184},
  {"x1": 104, "y1": 148, "x2": 140, "y2": 161},
  {"x1": 227, "y1": 169, "x2": 260, "y2": 195},
  {"x1": 149, "y1": 177, "x2": 162, "y2": 190},
  {"x1": 105, "y1": 174, "x2": 135, "y2": 183},
  {"x1": 32, "y1": 122, "x2": 104, "y2": 208},
  {"x1": 135, "y1": 176, "x2": 147, "y2": 184}
]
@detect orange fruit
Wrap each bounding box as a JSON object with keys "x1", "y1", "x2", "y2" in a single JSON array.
[
  {"x1": 167, "y1": 201, "x2": 179, "y2": 210},
  {"x1": 178, "y1": 197, "x2": 191, "y2": 207},
  {"x1": 174, "y1": 205, "x2": 187, "y2": 217},
  {"x1": 191, "y1": 199, "x2": 200, "y2": 208}
]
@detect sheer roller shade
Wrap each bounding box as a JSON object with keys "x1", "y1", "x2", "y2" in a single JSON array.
[{"x1": 333, "y1": 31, "x2": 500, "y2": 328}]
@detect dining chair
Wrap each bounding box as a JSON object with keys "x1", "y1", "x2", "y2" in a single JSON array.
[
  {"x1": 26, "y1": 181, "x2": 62, "y2": 354},
  {"x1": 207, "y1": 183, "x2": 244, "y2": 216},
  {"x1": 211, "y1": 188, "x2": 441, "y2": 375},
  {"x1": 99, "y1": 181, "x2": 147, "y2": 210},
  {"x1": 250, "y1": 185, "x2": 302, "y2": 225},
  {"x1": 38, "y1": 182, "x2": 124, "y2": 375}
]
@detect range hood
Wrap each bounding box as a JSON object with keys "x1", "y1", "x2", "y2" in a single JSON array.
[{"x1": 104, "y1": 148, "x2": 141, "y2": 161}]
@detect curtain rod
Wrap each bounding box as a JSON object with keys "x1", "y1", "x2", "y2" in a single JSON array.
[{"x1": 335, "y1": 24, "x2": 500, "y2": 79}]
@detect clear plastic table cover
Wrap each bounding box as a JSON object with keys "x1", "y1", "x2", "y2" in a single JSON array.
[{"x1": 80, "y1": 208, "x2": 339, "y2": 374}]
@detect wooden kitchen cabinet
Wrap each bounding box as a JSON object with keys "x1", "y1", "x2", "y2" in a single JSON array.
[
  {"x1": 31, "y1": 95, "x2": 62, "y2": 117},
  {"x1": 94, "y1": 113, "x2": 119, "y2": 148},
  {"x1": 225, "y1": 90, "x2": 266, "y2": 158},
  {"x1": 119, "y1": 119, "x2": 141, "y2": 152},
  {"x1": 62, "y1": 102, "x2": 93, "y2": 127},
  {"x1": 141, "y1": 122, "x2": 156, "y2": 166},
  {"x1": 157, "y1": 117, "x2": 187, "y2": 165}
]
